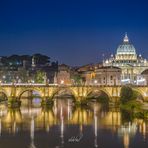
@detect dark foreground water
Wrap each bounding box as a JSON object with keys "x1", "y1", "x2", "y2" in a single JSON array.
[{"x1": 0, "y1": 98, "x2": 148, "y2": 148}]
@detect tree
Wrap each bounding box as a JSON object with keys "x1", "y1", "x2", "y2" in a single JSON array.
[
  {"x1": 35, "y1": 70, "x2": 46, "y2": 83},
  {"x1": 120, "y1": 86, "x2": 133, "y2": 104},
  {"x1": 71, "y1": 74, "x2": 84, "y2": 85},
  {"x1": 33, "y1": 53, "x2": 50, "y2": 65},
  {"x1": 20, "y1": 55, "x2": 32, "y2": 62}
]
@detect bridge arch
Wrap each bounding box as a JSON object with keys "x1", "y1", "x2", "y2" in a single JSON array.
[
  {"x1": 86, "y1": 88, "x2": 111, "y2": 101},
  {"x1": 17, "y1": 88, "x2": 43, "y2": 100},
  {"x1": 132, "y1": 88, "x2": 145, "y2": 101},
  {"x1": 0, "y1": 90, "x2": 8, "y2": 101},
  {"x1": 51, "y1": 87, "x2": 76, "y2": 100}
]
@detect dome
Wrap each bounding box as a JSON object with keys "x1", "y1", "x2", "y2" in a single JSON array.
[{"x1": 116, "y1": 33, "x2": 136, "y2": 55}]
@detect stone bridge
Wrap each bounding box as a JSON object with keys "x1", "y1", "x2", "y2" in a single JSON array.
[{"x1": 0, "y1": 84, "x2": 148, "y2": 107}]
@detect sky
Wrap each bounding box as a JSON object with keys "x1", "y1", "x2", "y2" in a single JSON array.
[{"x1": 0, "y1": 0, "x2": 148, "y2": 66}]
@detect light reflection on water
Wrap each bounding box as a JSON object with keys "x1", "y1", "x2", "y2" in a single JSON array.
[{"x1": 0, "y1": 98, "x2": 148, "y2": 148}]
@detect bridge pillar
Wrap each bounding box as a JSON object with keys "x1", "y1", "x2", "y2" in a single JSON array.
[
  {"x1": 71, "y1": 86, "x2": 90, "y2": 105},
  {"x1": 143, "y1": 96, "x2": 148, "y2": 102},
  {"x1": 110, "y1": 96, "x2": 120, "y2": 104},
  {"x1": 8, "y1": 97, "x2": 21, "y2": 108},
  {"x1": 7, "y1": 85, "x2": 21, "y2": 108},
  {"x1": 74, "y1": 96, "x2": 88, "y2": 106},
  {"x1": 41, "y1": 97, "x2": 54, "y2": 108}
]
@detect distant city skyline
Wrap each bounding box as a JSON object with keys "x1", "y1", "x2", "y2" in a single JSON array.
[{"x1": 0, "y1": 0, "x2": 148, "y2": 66}]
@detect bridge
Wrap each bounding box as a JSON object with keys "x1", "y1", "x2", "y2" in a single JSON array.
[{"x1": 0, "y1": 83, "x2": 148, "y2": 107}]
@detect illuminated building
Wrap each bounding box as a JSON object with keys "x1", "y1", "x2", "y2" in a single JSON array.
[
  {"x1": 141, "y1": 69, "x2": 148, "y2": 85},
  {"x1": 54, "y1": 64, "x2": 71, "y2": 84},
  {"x1": 103, "y1": 33, "x2": 148, "y2": 84},
  {"x1": 94, "y1": 66, "x2": 121, "y2": 85},
  {"x1": 78, "y1": 66, "x2": 121, "y2": 86}
]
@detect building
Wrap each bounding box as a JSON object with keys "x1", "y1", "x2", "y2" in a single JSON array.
[
  {"x1": 94, "y1": 66, "x2": 121, "y2": 86},
  {"x1": 54, "y1": 64, "x2": 71, "y2": 85},
  {"x1": 141, "y1": 69, "x2": 148, "y2": 85},
  {"x1": 76, "y1": 63, "x2": 103, "y2": 85},
  {"x1": 103, "y1": 33, "x2": 148, "y2": 84},
  {"x1": 0, "y1": 54, "x2": 58, "y2": 84},
  {"x1": 76, "y1": 64, "x2": 121, "y2": 86}
]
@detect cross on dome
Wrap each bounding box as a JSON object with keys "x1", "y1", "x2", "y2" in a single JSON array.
[{"x1": 123, "y1": 32, "x2": 129, "y2": 43}]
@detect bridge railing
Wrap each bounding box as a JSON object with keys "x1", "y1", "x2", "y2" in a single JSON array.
[
  {"x1": 0, "y1": 83, "x2": 147, "y2": 87},
  {"x1": 0, "y1": 83, "x2": 55, "y2": 86}
]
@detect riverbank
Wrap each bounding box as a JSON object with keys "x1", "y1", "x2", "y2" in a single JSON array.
[{"x1": 120, "y1": 100, "x2": 148, "y2": 119}]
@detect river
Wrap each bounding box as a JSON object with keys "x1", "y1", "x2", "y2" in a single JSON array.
[{"x1": 0, "y1": 98, "x2": 148, "y2": 148}]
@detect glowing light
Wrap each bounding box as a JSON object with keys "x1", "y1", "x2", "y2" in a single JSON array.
[
  {"x1": 121, "y1": 79, "x2": 130, "y2": 82},
  {"x1": 60, "y1": 80, "x2": 64, "y2": 84},
  {"x1": 94, "y1": 80, "x2": 98, "y2": 84},
  {"x1": 123, "y1": 33, "x2": 129, "y2": 43},
  {"x1": 105, "y1": 60, "x2": 109, "y2": 64},
  {"x1": 137, "y1": 79, "x2": 145, "y2": 82},
  {"x1": 2, "y1": 75, "x2": 6, "y2": 79}
]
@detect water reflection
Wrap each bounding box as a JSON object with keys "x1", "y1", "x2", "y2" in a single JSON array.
[
  {"x1": 0, "y1": 98, "x2": 148, "y2": 148},
  {"x1": 94, "y1": 103, "x2": 98, "y2": 148},
  {"x1": 1, "y1": 109, "x2": 22, "y2": 134},
  {"x1": 30, "y1": 116, "x2": 36, "y2": 148},
  {"x1": 70, "y1": 106, "x2": 93, "y2": 125}
]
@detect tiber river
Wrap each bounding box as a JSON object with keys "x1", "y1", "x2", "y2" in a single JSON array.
[{"x1": 0, "y1": 96, "x2": 148, "y2": 148}]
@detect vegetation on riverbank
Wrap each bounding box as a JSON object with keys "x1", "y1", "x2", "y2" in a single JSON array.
[
  {"x1": 120, "y1": 86, "x2": 148, "y2": 119},
  {"x1": 120, "y1": 86, "x2": 139, "y2": 103}
]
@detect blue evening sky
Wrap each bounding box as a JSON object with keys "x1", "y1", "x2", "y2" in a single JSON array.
[{"x1": 0, "y1": 0, "x2": 148, "y2": 66}]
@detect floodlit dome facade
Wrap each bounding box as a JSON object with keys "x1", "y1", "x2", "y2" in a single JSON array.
[
  {"x1": 103, "y1": 33, "x2": 148, "y2": 84},
  {"x1": 116, "y1": 34, "x2": 136, "y2": 55},
  {"x1": 114, "y1": 33, "x2": 138, "y2": 62}
]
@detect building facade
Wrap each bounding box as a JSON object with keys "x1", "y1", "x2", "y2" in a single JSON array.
[
  {"x1": 94, "y1": 66, "x2": 121, "y2": 85},
  {"x1": 78, "y1": 66, "x2": 121, "y2": 86},
  {"x1": 54, "y1": 64, "x2": 71, "y2": 85},
  {"x1": 103, "y1": 34, "x2": 148, "y2": 84},
  {"x1": 141, "y1": 69, "x2": 148, "y2": 85}
]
